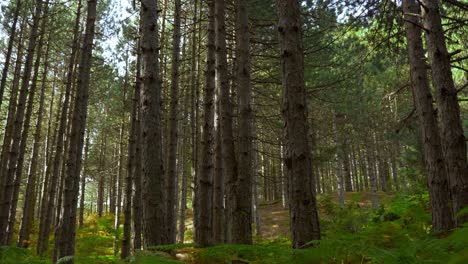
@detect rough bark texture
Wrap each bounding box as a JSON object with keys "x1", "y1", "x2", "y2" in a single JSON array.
[
  {"x1": 131, "y1": 42, "x2": 143, "y2": 252},
  {"x1": 166, "y1": 0, "x2": 182, "y2": 244},
  {"x1": 18, "y1": 31, "x2": 51, "y2": 247},
  {"x1": 403, "y1": 0, "x2": 454, "y2": 231},
  {"x1": 212, "y1": 92, "x2": 224, "y2": 244},
  {"x1": 196, "y1": 0, "x2": 216, "y2": 247},
  {"x1": 0, "y1": 26, "x2": 25, "y2": 218},
  {"x1": 233, "y1": 0, "x2": 253, "y2": 245},
  {"x1": 122, "y1": 68, "x2": 139, "y2": 258},
  {"x1": 55, "y1": 0, "x2": 97, "y2": 261},
  {"x1": 37, "y1": 0, "x2": 82, "y2": 255},
  {"x1": 421, "y1": 0, "x2": 468, "y2": 225},
  {"x1": 0, "y1": 0, "x2": 43, "y2": 244},
  {"x1": 140, "y1": 0, "x2": 167, "y2": 247},
  {"x1": 278, "y1": 0, "x2": 320, "y2": 248},
  {"x1": 216, "y1": 0, "x2": 238, "y2": 244}
]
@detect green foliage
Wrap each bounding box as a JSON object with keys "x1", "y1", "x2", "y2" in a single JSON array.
[
  {"x1": 194, "y1": 194, "x2": 468, "y2": 264},
  {"x1": 0, "y1": 246, "x2": 50, "y2": 264}
]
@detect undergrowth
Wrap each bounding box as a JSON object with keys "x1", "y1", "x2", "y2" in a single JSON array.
[{"x1": 1, "y1": 193, "x2": 467, "y2": 263}]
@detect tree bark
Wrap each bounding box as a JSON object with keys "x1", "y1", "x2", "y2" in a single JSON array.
[
  {"x1": 140, "y1": 0, "x2": 167, "y2": 246},
  {"x1": 278, "y1": 0, "x2": 320, "y2": 248},
  {"x1": 37, "y1": 0, "x2": 82, "y2": 255},
  {"x1": 165, "y1": 0, "x2": 182, "y2": 244},
  {"x1": 55, "y1": 0, "x2": 97, "y2": 261},
  {"x1": 216, "y1": 0, "x2": 239, "y2": 244},
  {"x1": 0, "y1": 0, "x2": 43, "y2": 244},
  {"x1": 17, "y1": 30, "x2": 52, "y2": 247},
  {"x1": 233, "y1": 0, "x2": 253, "y2": 244},
  {"x1": 403, "y1": 0, "x2": 454, "y2": 231},
  {"x1": 196, "y1": 0, "x2": 216, "y2": 247},
  {"x1": 421, "y1": 0, "x2": 468, "y2": 225}
]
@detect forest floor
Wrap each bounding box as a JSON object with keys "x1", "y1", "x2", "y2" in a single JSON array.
[{"x1": 2, "y1": 191, "x2": 468, "y2": 264}]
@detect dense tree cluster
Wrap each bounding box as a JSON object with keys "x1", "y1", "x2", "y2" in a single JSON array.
[{"x1": 0, "y1": 0, "x2": 466, "y2": 263}]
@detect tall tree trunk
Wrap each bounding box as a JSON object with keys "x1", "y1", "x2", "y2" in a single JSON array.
[
  {"x1": 216, "y1": 0, "x2": 238, "y2": 244},
  {"x1": 122, "y1": 61, "x2": 139, "y2": 259},
  {"x1": 0, "y1": 0, "x2": 43, "y2": 244},
  {"x1": 79, "y1": 130, "x2": 90, "y2": 227},
  {"x1": 140, "y1": 0, "x2": 167, "y2": 247},
  {"x1": 0, "y1": 24, "x2": 25, "y2": 212},
  {"x1": 212, "y1": 87, "x2": 224, "y2": 244},
  {"x1": 97, "y1": 134, "x2": 106, "y2": 218},
  {"x1": 17, "y1": 31, "x2": 52, "y2": 247},
  {"x1": 403, "y1": 0, "x2": 454, "y2": 231},
  {"x1": 132, "y1": 40, "x2": 143, "y2": 252},
  {"x1": 0, "y1": 0, "x2": 21, "y2": 112},
  {"x1": 196, "y1": 0, "x2": 216, "y2": 247},
  {"x1": 165, "y1": 0, "x2": 182, "y2": 244},
  {"x1": 190, "y1": 0, "x2": 200, "y2": 243},
  {"x1": 55, "y1": 0, "x2": 97, "y2": 261},
  {"x1": 421, "y1": 0, "x2": 468, "y2": 225},
  {"x1": 37, "y1": 0, "x2": 82, "y2": 255},
  {"x1": 278, "y1": 0, "x2": 320, "y2": 248},
  {"x1": 233, "y1": 0, "x2": 253, "y2": 244},
  {"x1": 7, "y1": 1, "x2": 50, "y2": 244}
]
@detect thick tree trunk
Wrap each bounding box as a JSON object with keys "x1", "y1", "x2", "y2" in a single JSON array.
[
  {"x1": 278, "y1": 0, "x2": 320, "y2": 248},
  {"x1": 421, "y1": 0, "x2": 468, "y2": 225},
  {"x1": 403, "y1": 0, "x2": 454, "y2": 231},
  {"x1": 140, "y1": 0, "x2": 167, "y2": 246},
  {"x1": 233, "y1": 0, "x2": 253, "y2": 244},
  {"x1": 216, "y1": 0, "x2": 239, "y2": 244},
  {"x1": 55, "y1": 0, "x2": 97, "y2": 261},
  {"x1": 196, "y1": 0, "x2": 215, "y2": 247}
]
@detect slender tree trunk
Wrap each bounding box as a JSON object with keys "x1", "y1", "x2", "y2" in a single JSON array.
[
  {"x1": 140, "y1": 0, "x2": 167, "y2": 246},
  {"x1": 55, "y1": 0, "x2": 97, "y2": 261},
  {"x1": 421, "y1": 0, "x2": 468, "y2": 225},
  {"x1": 0, "y1": 24, "x2": 25, "y2": 211},
  {"x1": 216, "y1": 0, "x2": 239, "y2": 244},
  {"x1": 165, "y1": 0, "x2": 182, "y2": 244},
  {"x1": 403, "y1": 0, "x2": 454, "y2": 231},
  {"x1": 278, "y1": 0, "x2": 320, "y2": 248},
  {"x1": 97, "y1": 134, "x2": 106, "y2": 218},
  {"x1": 0, "y1": 0, "x2": 21, "y2": 112},
  {"x1": 212, "y1": 86, "x2": 224, "y2": 244},
  {"x1": 190, "y1": 0, "x2": 200, "y2": 243},
  {"x1": 132, "y1": 41, "x2": 143, "y2": 252},
  {"x1": 196, "y1": 0, "x2": 216, "y2": 247},
  {"x1": 17, "y1": 31, "x2": 52, "y2": 247},
  {"x1": 122, "y1": 62, "x2": 139, "y2": 259},
  {"x1": 7, "y1": 1, "x2": 50, "y2": 244},
  {"x1": 79, "y1": 130, "x2": 90, "y2": 227},
  {"x1": 37, "y1": 0, "x2": 82, "y2": 255},
  {"x1": 0, "y1": 0, "x2": 44, "y2": 243}
]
